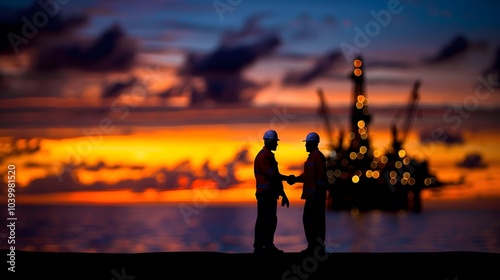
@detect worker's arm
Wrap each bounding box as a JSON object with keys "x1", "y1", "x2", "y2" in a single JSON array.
[
  {"x1": 275, "y1": 171, "x2": 290, "y2": 207},
  {"x1": 279, "y1": 185, "x2": 290, "y2": 208},
  {"x1": 295, "y1": 174, "x2": 304, "y2": 183}
]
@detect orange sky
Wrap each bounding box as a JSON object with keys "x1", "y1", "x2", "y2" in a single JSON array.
[{"x1": 6, "y1": 121, "x2": 500, "y2": 205}]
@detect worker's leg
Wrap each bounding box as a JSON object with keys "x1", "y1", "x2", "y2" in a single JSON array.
[{"x1": 254, "y1": 192, "x2": 277, "y2": 249}]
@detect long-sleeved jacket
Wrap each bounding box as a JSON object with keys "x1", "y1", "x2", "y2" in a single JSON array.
[
  {"x1": 299, "y1": 148, "x2": 327, "y2": 199},
  {"x1": 254, "y1": 147, "x2": 284, "y2": 197}
]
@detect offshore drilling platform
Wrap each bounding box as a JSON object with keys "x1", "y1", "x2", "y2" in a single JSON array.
[{"x1": 319, "y1": 55, "x2": 444, "y2": 213}]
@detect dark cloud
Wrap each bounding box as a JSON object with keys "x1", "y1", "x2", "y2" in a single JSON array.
[
  {"x1": 31, "y1": 24, "x2": 137, "y2": 72},
  {"x1": 368, "y1": 60, "x2": 414, "y2": 69},
  {"x1": 273, "y1": 51, "x2": 314, "y2": 61},
  {"x1": 1, "y1": 3, "x2": 139, "y2": 101},
  {"x1": 282, "y1": 50, "x2": 344, "y2": 86},
  {"x1": 424, "y1": 35, "x2": 469, "y2": 64},
  {"x1": 419, "y1": 129, "x2": 465, "y2": 145},
  {"x1": 0, "y1": 1, "x2": 88, "y2": 55},
  {"x1": 101, "y1": 76, "x2": 137, "y2": 99},
  {"x1": 456, "y1": 152, "x2": 487, "y2": 169},
  {"x1": 481, "y1": 46, "x2": 500, "y2": 88},
  {"x1": 82, "y1": 161, "x2": 144, "y2": 171},
  {"x1": 162, "y1": 15, "x2": 281, "y2": 105},
  {"x1": 0, "y1": 23, "x2": 137, "y2": 100},
  {"x1": 185, "y1": 35, "x2": 280, "y2": 76}
]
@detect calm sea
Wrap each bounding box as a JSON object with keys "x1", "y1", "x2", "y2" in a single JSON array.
[{"x1": 2, "y1": 202, "x2": 500, "y2": 254}]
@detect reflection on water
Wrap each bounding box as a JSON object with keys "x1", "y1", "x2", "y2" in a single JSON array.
[{"x1": 3, "y1": 203, "x2": 500, "y2": 253}]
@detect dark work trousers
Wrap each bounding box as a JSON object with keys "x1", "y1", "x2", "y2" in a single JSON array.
[
  {"x1": 254, "y1": 191, "x2": 278, "y2": 248},
  {"x1": 303, "y1": 190, "x2": 326, "y2": 249}
]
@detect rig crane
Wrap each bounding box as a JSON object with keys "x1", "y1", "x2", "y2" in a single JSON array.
[{"x1": 391, "y1": 80, "x2": 421, "y2": 155}]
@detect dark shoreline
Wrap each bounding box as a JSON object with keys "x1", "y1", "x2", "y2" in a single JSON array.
[{"x1": 3, "y1": 249, "x2": 499, "y2": 280}]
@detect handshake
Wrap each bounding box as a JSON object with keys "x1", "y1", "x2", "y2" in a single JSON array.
[{"x1": 285, "y1": 175, "x2": 298, "y2": 185}]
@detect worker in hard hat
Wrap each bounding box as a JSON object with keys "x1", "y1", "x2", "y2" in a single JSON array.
[
  {"x1": 253, "y1": 129, "x2": 291, "y2": 255},
  {"x1": 288, "y1": 132, "x2": 327, "y2": 254}
]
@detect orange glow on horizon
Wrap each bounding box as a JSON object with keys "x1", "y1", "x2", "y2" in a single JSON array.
[
  {"x1": 4, "y1": 117, "x2": 500, "y2": 206},
  {"x1": 15, "y1": 183, "x2": 306, "y2": 205}
]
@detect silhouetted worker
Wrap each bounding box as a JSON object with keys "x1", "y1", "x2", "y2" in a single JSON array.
[
  {"x1": 288, "y1": 132, "x2": 327, "y2": 254},
  {"x1": 253, "y1": 129, "x2": 291, "y2": 254}
]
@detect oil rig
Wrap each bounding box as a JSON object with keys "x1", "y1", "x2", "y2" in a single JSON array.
[{"x1": 318, "y1": 55, "x2": 444, "y2": 212}]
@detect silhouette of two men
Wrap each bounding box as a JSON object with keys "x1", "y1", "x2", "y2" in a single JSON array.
[{"x1": 253, "y1": 130, "x2": 327, "y2": 255}]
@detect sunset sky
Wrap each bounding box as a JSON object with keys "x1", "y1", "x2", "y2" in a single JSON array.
[{"x1": 1, "y1": 0, "x2": 500, "y2": 205}]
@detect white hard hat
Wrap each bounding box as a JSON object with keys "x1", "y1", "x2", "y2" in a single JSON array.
[
  {"x1": 263, "y1": 130, "x2": 279, "y2": 141},
  {"x1": 303, "y1": 132, "x2": 320, "y2": 142}
]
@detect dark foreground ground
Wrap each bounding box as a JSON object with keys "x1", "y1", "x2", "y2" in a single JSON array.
[{"x1": 2, "y1": 249, "x2": 499, "y2": 280}]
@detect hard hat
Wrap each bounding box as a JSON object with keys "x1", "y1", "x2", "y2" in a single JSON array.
[
  {"x1": 263, "y1": 130, "x2": 279, "y2": 141},
  {"x1": 303, "y1": 132, "x2": 320, "y2": 142}
]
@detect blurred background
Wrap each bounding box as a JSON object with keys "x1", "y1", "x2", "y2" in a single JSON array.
[{"x1": 1, "y1": 0, "x2": 499, "y2": 253}]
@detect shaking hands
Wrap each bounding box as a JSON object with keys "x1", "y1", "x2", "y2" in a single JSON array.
[{"x1": 286, "y1": 175, "x2": 297, "y2": 185}]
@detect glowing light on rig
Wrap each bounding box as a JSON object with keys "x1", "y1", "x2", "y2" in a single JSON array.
[
  {"x1": 359, "y1": 146, "x2": 367, "y2": 154},
  {"x1": 357, "y1": 120, "x2": 365, "y2": 128},
  {"x1": 349, "y1": 152, "x2": 357, "y2": 160},
  {"x1": 373, "y1": 150, "x2": 381, "y2": 157},
  {"x1": 381, "y1": 156, "x2": 388, "y2": 164},
  {"x1": 352, "y1": 175, "x2": 360, "y2": 183},
  {"x1": 424, "y1": 178, "x2": 432, "y2": 186},
  {"x1": 398, "y1": 150, "x2": 406, "y2": 158},
  {"x1": 403, "y1": 157, "x2": 411, "y2": 165},
  {"x1": 353, "y1": 57, "x2": 363, "y2": 77}
]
